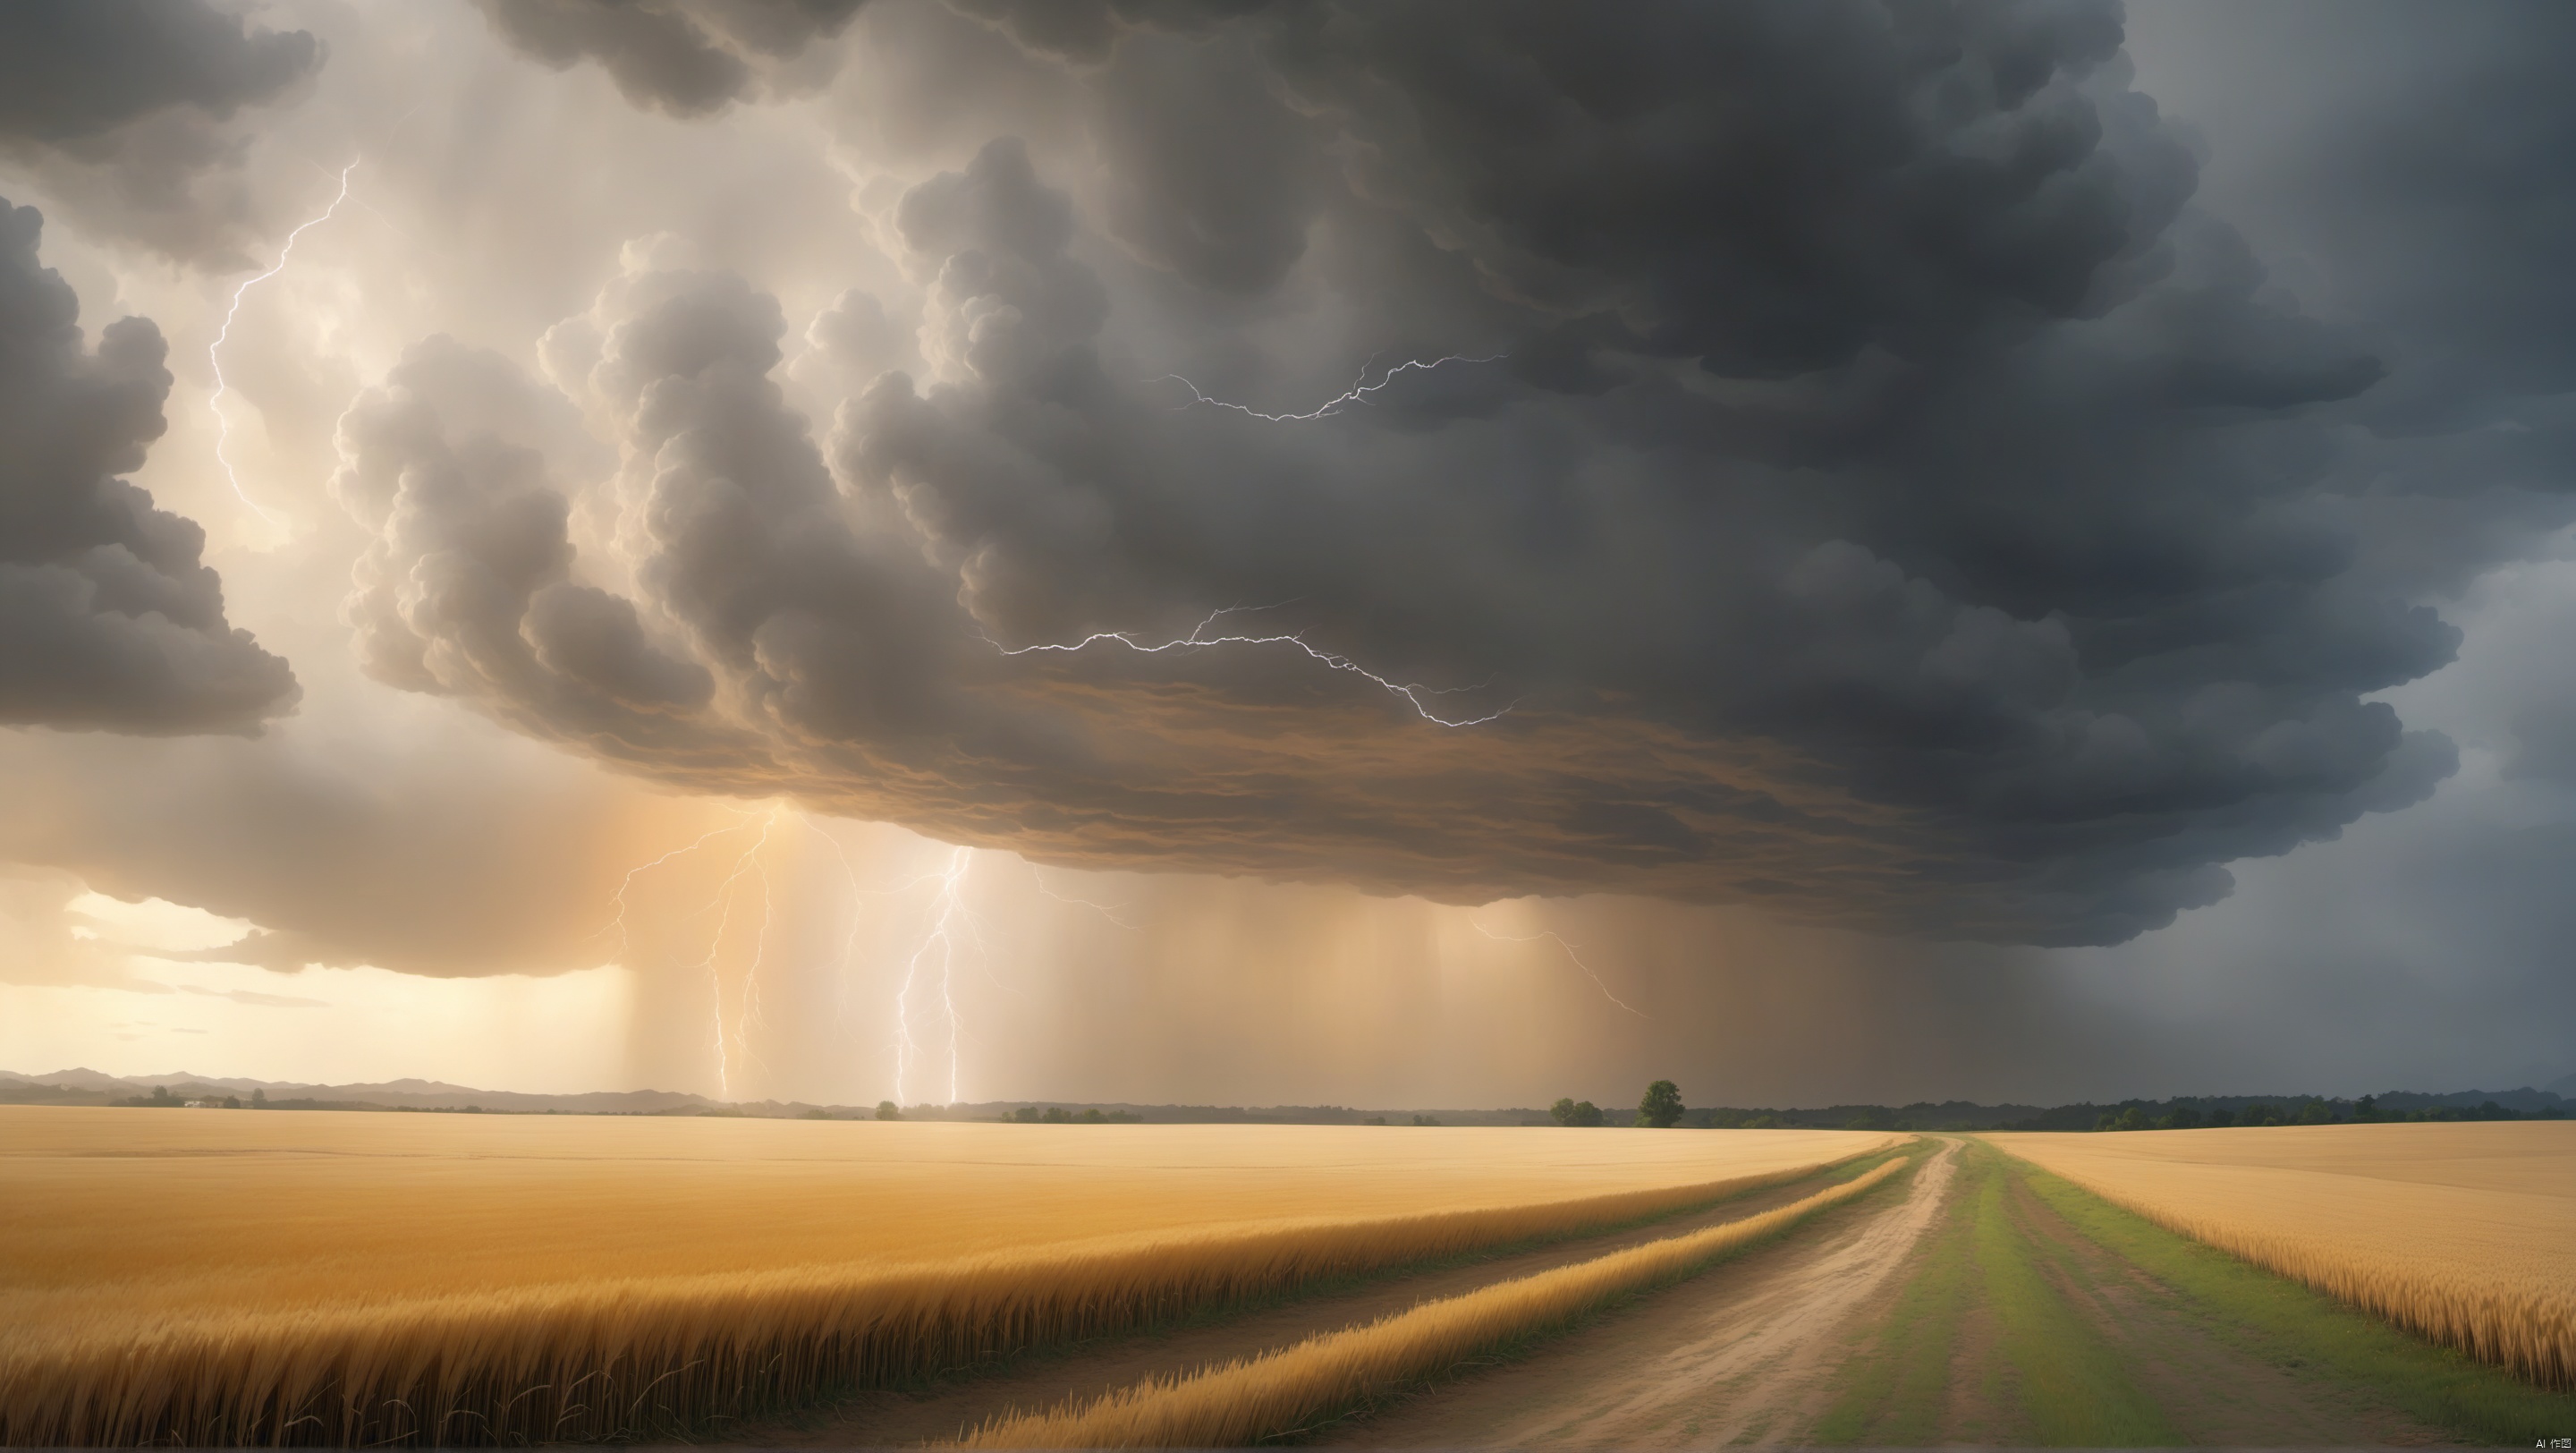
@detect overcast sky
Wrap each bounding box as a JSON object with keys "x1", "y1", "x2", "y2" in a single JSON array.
[{"x1": 3, "y1": 0, "x2": 2570, "y2": 1109}]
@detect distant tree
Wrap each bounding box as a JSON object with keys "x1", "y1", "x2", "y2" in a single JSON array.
[
  {"x1": 1364, "y1": 1116, "x2": 1387, "y2": 1126},
  {"x1": 1741, "y1": 1113, "x2": 1780, "y2": 1129},
  {"x1": 2159, "y1": 1106, "x2": 2203, "y2": 1131},
  {"x1": 1639, "y1": 1080, "x2": 1684, "y2": 1127},
  {"x1": 2296, "y1": 1098, "x2": 2333, "y2": 1125},
  {"x1": 1550, "y1": 1097, "x2": 1579, "y2": 1126},
  {"x1": 1081, "y1": 1108, "x2": 1106, "y2": 1124},
  {"x1": 2353, "y1": 1093, "x2": 2380, "y2": 1122},
  {"x1": 1042, "y1": 1107, "x2": 1074, "y2": 1124},
  {"x1": 250, "y1": 1088, "x2": 267, "y2": 1108},
  {"x1": 2204, "y1": 1108, "x2": 2236, "y2": 1127},
  {"x1": 1568, "y1": 1100, "x2": 1604, "y2": 1127},
  {"x1": 876, "y1": 1100, "x2": 902, "y2": 1121},
  {"x1": 1012, "y1": 1106, "x2": 1040, "y2": 1124},
  {"x1": 1411, "y1": 1113, "x2": 1441, "y2": 1126},
  {"x1": 150, "y1": 1085, "x2": 173, "y2": 1107},
  {"x1": 222, "y1": 1095, "x2": 242, "y2": 1110},
  {"x1": 801, "y1": 1108, "x2": 832, "y2": 1119}
]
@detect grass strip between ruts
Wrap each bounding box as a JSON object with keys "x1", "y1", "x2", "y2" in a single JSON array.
[
  {"x1": 1810, "y1": 1140, "x2": 2174, "y2": 1447},
  {"x1": 1971, "y1": 1145, "x2": 2178, "y2": 1445},
  {"x1": 1807, "y1": 1141, "x2": 1980, "y2": 1445},
  {"x1": 2005, "y1": 1149, "x2": 2576, "y2": 1447}
]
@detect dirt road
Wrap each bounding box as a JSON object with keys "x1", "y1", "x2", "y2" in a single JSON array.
[
  {"x1": 730, "y1": 1154, "x2": 1893, "y2": 1447},
  {"x1": 1316, "y1": 1138, "x2": 1961, "y2": 1448},
  {"x1": 1324, "y1": 1136, "x2": 2470, "y2": 1449},
  {"x1": 724, "y1": 1134, "x2": 2534, "y2": 1448}
]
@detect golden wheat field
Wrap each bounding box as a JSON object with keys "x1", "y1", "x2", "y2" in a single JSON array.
[
  {"x1": 1995, "y1": 1122, "x2": 2576, "y2": 1387},
  {"x1": 0, "y1": 1106, "x2": 1894, "y2": 1445},
  {"x1": 962, "y1": 1153, "x2": 1916, "y2": 1449}
]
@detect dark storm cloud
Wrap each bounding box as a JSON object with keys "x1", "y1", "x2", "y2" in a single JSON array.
[
  {"x1": 943, "y1": 0, "x2": 1260, "y2": 66},
  {"x1": 0, "y1": 0, "x2": 318, "y2": 143},
  {"x1": 336, "y1": 0, "x2": 2485, "y2": 945},
  {"x1": 0, "y1": 200, "x2": 297, "y2": 735},
  {"x1": 2125, "y1": 2, "x2": 2576, "y2": 773},
  {"x1": 470, "y1": 0, "x2": 868, "y2": 115},
  {"x1": 2126, "y1": 2, "x2": 2576, "y2": 592},
  {"x1": 0, "y1": 0, "x2": 322, "y2": 262}
]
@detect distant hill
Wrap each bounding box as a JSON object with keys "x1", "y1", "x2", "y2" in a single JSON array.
[{"x1": 0, "y1": 1068, "x2": 708, "y2": 1115}]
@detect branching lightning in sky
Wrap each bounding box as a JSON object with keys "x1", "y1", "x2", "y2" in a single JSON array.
[
  {"x1": 593, "y1": 809, "x2": 778, "y2": 1099},
  {"x1": 1470, "y1": 917, "x2": 1646, "y2": 1017},
  {"x1": 996, "y1": 607, "x2": 1513, "y2": 727},
  {"x1": 208, "y1": 160, "x2": 358, "y2": 527},
  {"x1": 691, "y1": 813, "x2": 777, "y2": 1099},
  {"x1": 597, "y1": 816, "x2": 759, "y2": 961},
  {"x1": 1028, "y1": 862, "x2": 1140, "y2": 931},
  {"x1": 1159, "y1": 352, "x2": 1505, "y2": 422},
  {"x1": 892, "y1": 845, "x2": 976, "y2": 1106}
]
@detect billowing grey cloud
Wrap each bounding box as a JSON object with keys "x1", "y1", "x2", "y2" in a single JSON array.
[
  {"x1": 945, "y1": 0, "x2": 1271, "y2": 66},
  {"x1": 471, "y1": 0, "x2": 867, "y2": 115},
  {"x1": 0, "y1": 199, "x2": 297, "y2": 735},
  {"x1": 0, "y1": 0, "x2": 318, "y2": 143},
  {"x1": 319, "y1": 0, "x2": 2482, "y2": 948},
  {"x1": 2125, "y1": 1, "x2": 2576, "y2": 595},
  {"x1": 0, "y1": 0, "x2": 321, "y2": 262}
]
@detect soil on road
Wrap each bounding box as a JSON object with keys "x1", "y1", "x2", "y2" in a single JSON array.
[
  {"x1": 1317, "y1": 1137, "x2": 2462, "y2": 1448},
  {"x1": 726, "y1": 1151, "x2": 1892, "y2": 1448},
  {"x1": 725, "y1": 1135, "x2": 2509, "y2": 1448},
  {"x1": 1312, "y1": 1139, "x2": 1959, "y2": 1447}
]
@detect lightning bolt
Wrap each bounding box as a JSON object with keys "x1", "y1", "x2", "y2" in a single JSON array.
[
  {"x1": 596, "y1": 816, "x2": 761, "y2": 961},
  {"x1": 1027, "y1": 861, "x2": 1140, "y2": 931},
  {"x1": 1470, "y1": 917, "x2": 1646, "y2": 1017},
  {"x1": 810, "y1": 823, "x2": 1004, "y2": 1109},
  {"x1": 209, "y1": 159, "x2": 358, "y2": 528},
  {"x1": 1159, "y1": 352, "x2": 1505, "y2": 422},
  {"x1": 692, "y1": 813, "x2": 778, "y2": 1100},
  {"x1": 591, "y1": 809, "x2": 776, "y2": 1100},
  {"x1": 893, "y1": 845, "x2": 975, "y2": 1107},
  {"x1": 995, "y1": 606, "x2": 1513, "y2": 727}
]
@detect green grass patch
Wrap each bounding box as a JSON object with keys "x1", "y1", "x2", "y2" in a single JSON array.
[
  {"x1": 2005, "y1": 1151, "x2": 2576, "y2": 1447},
  {"x1": 1807, "y1": 1149, "x2": 1979, "y2": 1445},
  {"x1": 1969, "y1": 1144, "x2": 2180, "y2": 1445},
  {"x1": 1812, "y1": 1141, "x2": 2171, "y2": 1447}
]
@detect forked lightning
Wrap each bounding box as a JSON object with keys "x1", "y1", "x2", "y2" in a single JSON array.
[
  {"x1": 1470, "y1": 917, "x2": 1645, "y2": 1017},
  {"x1": 997, "y1": 607, "x2": 1512, "y2": 727},
  {"x1": 1159, "y1": 351, "x2": 1504, "y2": 422},
  {"x1": 209, "y1": 160, "x2": 358, "y2": 526}
]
